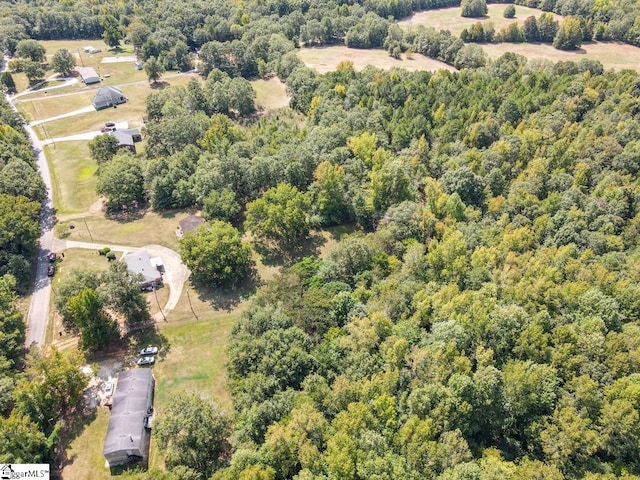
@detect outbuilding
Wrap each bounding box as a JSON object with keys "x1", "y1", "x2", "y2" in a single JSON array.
[
  {"x1": 111, "y1": 128, "x2": 142, "y2": 153},
  {"x1": 77, "y1": 66, "x2": 100, "y2": 85},
  {"x1": 103, "y1": 369, "x2": 155, "y2": 467},
  {"x1": 92, "y1": 86, "x2": 128, "y2": 110}
]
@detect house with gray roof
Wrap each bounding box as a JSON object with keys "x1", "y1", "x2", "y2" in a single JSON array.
[
  {"x1": 122, "y1": 250, "x2": 163, "y2": 288},
  {"x1": 92, "y1": 86, "x2": 127, "y2": 110},
  {"x1": 77, "y1": 66, "x2": 100, "y2": 85},
  {"x1": 111, "y1": 128, "x2": 142, "y2": 153},
  {"x1": 103, "y1": 369, "x2": 155, "y2": 467}
]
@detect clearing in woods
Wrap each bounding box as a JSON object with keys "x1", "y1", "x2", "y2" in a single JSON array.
[
  {"x1": 398, "y1": 4, "x2": 563, "y2": 37},
  {"x1": 298, "y1": 45, "x2": 456, "y2": 73}
]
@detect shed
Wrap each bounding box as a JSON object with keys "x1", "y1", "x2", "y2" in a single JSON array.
[
  {"x1": 177, "y1": 215, "x2": 205, "y2": 237},
  {"x1": 103, "y1": 369, "x2": 155, "y2": 467},
  {"x1": 77, "y1": 66, "x2": 100, "y2": 85},
  {"x1": 92, "y1": 86, "x2": 128, "y2": 110},
  {"x1": 123, "y1": 250, "x2": 163, "y2": 288}
]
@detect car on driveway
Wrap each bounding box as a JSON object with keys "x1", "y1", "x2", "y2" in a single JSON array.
[
  {"x1": 137, "y1": 356, "x2": 155, "y2": 366},
  {"x1": 47, "y1": 252, "x2": 56, "y2": 262},
  {"x1": 104, "y1": 381, "x2": 113, "y2": 396},
  {"x1": 101, "y1": 122, "x2": 117, "y2": 133},
  {"x1": 47, "y1": 264, "x2": 55, "y2": 277},
  {"x1": 140, "y1": 346, "x2": 158, "y2": 356}
]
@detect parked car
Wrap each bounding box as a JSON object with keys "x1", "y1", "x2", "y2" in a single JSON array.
[
  {"x1": 101, "y1": 121, "x2": 117, "y2": 133},
  {"x1": 104, "y1": 381, "x2": 113, "y2": 396},
  {"x1": 140, "y1": 346, "x2": 158, "y2": 356},
  {"x1": 47, "y1": 264, "x2": 55, "y2": 277},
  {"x1": 137, "y1": 356, "x2": 155, "y2": 366},
  {"x1": 47, "y1": 252, "x2": 56, "y2": 263}
]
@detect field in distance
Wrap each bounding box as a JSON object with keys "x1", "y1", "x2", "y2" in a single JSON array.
[
  {"x1": 398, "y1": 4, "x2": 563, "y2": 37},
  {"x1": 298, "y1": 45, "x2": 456, "y2": 73}
]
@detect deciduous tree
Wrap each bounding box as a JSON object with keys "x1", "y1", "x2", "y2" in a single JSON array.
[{"x1": 50, "y1": 49, "x2": 76, "y2": 76}]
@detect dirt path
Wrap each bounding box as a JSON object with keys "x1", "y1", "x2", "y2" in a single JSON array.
[{"x1": 30, "y1": 105, "x2": 95, "y2": 126}]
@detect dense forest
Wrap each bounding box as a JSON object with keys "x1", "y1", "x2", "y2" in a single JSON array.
[
  {"x1": 2, "y1": 0, "x2": 640, "y2": 76},
  {"x1": 97, "y1": 46, "x2": 640, "y2": 477}
]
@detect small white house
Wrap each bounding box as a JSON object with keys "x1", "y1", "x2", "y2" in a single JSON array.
[{"x1": 123, "y1": 251, "x2": 163, "y2": 288}]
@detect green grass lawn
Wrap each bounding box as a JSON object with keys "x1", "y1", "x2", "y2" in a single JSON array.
[
  {"x1": 45, "y1": 141, "x2": 99, "y2": 215},
  {"x1": 17, "y1": 92, "x2": 95, "y2": 122},
  {"x1": 58, "y1": 209, "x2": 193, "y2": 251},
  {"x1": 398, "y1": 4, "x2": 563, "y2": 37}
]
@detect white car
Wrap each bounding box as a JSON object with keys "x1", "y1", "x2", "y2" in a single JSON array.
[
  {"x1": 140, "y1": 346, "x2": 158, "y2": 356},
  {"x1": 104, "y1": 381, "x2": 113, "y2": 396},
  {"x1": 137, "y1": 356, "x2": 155, "y2": 366}
]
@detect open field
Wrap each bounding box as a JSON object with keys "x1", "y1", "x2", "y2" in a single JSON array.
[
  {"x1": 57, "y1": 210, "x2": 195, "y2": 251},
  {"x1": 18, "y1": 92, "x2": 94, "y2": 123},
  {"x1": 298, "y1": 46, "x2": 456, "y2": 73},
  {"x1": 482, "y1": 41, "x2": 640, "y2": 71},
  {"x1": 45, "y1": 142, "x2": 99, "y2": 215},
  {"x1": 252, "y1": 77, "x2": 290, "y2": 110},
  {"x1": 398, "y1": 4, "x2": 563, "y2": 37}
]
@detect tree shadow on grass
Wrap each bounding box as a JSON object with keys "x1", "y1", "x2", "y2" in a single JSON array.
[
  {"x1": 254, "y1": 231, "x2": 328, "y2": 267},
  {"x1": 104, "y1": 204, "x2": 147, "y2": 223},
  {"x1": 54, "y1": 407, "x2": 98, "y2": 475},
  {"x1": 193, "y1": 272, "x2": 260, "y2": 312}
]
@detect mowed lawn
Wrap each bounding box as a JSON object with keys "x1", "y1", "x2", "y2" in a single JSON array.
[
  {"x1": 398, "y1": 4, "x2": 563, "y2": 37},
  {"x1": 45, "y1": 141, "x2": 99, "y2": 215},
  {"x1": 58, "y1": 210, "x2": 196, "y2": 251},
  {"x1": 298, "y1": 46, "x2": 456, "y2": 73},
  {"x1": 482, "y1": 41, "x2": 640, "y2": 71}
]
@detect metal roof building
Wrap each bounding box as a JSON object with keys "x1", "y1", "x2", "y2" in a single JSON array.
[
  {"x1": 103, "y1": 368, "x2": 155, "y2": 467},
  {"x1": 77, "y1": 66, "x2": 100, "y2": 84},
  {"x1": 92, "y1": 86, "x2": 128, "y2": 110}
]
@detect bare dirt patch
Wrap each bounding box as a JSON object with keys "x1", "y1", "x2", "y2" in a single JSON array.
[{"x1": 298, "y1": 46, "x2": 455, "y2": 73}]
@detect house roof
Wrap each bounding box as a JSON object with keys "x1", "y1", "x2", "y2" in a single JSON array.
[
  {"x1": 123, "y1": 250, "x2": 162, "y2": 284},
  {"x1": 111, "y1": 128, "x2": 140, "y2": 147},
  {"x1": 77, "y1": 66, "x2": 100, "y2": 82},
  {"x1": 103, "y1": 369, "x2": 154, "y2": 458},
  {"x1": 179, "y1": 215, "x2": 205, "y2": 234},
  {"x1": 93, "y1": 86, "x2": 125, "y2": 105}
]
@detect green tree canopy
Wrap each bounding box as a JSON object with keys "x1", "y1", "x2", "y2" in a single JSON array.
[
  {"x1": 96, "y1": 153, "x2": 145, "y2": 210},
  {"x1": 180, "y1": 220, "x2": 253, "y2": 287},
  {"x1": 88, "y1": 134, "x2": 119, "y2": 164},
  {"x1": 15, "y1": 40, "x2": 46, "y2": 62},
  {"x1": 155, "y1": 393, "x2": 232, "y2": 479},
  {"x1": 244, "y1": 182, "x2": 311, "y2": 248},
  {"x1": 50, "y1": 49, "x2": 76, "y2": 76}
]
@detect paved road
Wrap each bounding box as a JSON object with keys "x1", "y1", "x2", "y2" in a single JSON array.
[{"x1": 23, "y1": 124, "x2": 56, "y2": 347}]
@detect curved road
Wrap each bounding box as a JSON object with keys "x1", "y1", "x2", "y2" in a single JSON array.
[{"x1": 1, "y1": 55, "x2": 190, "y2": 346}]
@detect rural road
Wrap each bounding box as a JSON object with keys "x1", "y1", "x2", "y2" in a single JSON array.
[
  {"x1": 3, "y1": 55, "x2": 55, "y2": 348},
  {"x1": 30, "y1": 105, "x2": 95, "y2": 126}
]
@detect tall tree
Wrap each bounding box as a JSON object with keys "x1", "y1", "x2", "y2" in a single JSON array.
[
  {"x1": 180, "y1": 220, "x2": 253, "y2": 287},
  {"x1": 15, "y1": 40, "x2": 46, "y2": 62},
  {"x1": 145, "y1": 56, "x2": 165, "y2": 84},
  {"x1": 155, "y1": 393, "x2": 232, "y2": 479},
  {"x1": 96, "y1": 153, "x2": 145, "y2": 210},
  {"x1": 244, "y1": 182, "x2": 311, "y2": 248},
  {"x1": 66, "y1": 288, "x2": 120, "y2": 351},
  {"x1": 88, "y1": 134, "x2": 119, "y2": 164},
  {"x1": 50, "y1": 49, "x2": 76, "y2": 76}
]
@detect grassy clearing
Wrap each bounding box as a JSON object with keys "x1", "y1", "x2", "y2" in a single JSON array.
[
  {"x1": 62, "y1": 409, "x2": 111, "y2": 480},
  {"x1": 17, "y1": 92, "x2": 95, "y2": 123},
  {"x1": 481, "y1": 41, "x2": 640, "y2": 71},
  {"x1": 45, "y1": 142, "x2": 99, "y2": 215},
  {"x1": 58, "y1": 210, "x2": 194, "y2": 251},
  {"x1": 299, "y1": 46, "x2": 456, "y2": 73},
  {"x1": 398, "y1": 4, "x2": 563, "y2": 37},
  {"x1": 252, "y1": 77, "x2": 290, "y2": 111}
]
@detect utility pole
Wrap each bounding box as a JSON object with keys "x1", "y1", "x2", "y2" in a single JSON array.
[
  {"x1": 154, "y1": 286, "x2": 166, "y2": 321},
  {"x1": 186, "y1": 287, "x2": 198, "y2": 320},
  {"x1": 83, "y1": 218, "x2": 93, "y2": 242}
]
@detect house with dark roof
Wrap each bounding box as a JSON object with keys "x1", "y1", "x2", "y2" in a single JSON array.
[
  {"x1": 77, "y1": 66, "x2": 100, "y2": 84},
  {"x1": 103, "y1": 369, "x2": 155, "y2": 467},
  {"x1": 111, "y1": 128, "x2": 142, "y2": 153},
  {"x1": 177, "y1": 215, "x2": 205, "y2": 237},
  {"x1": 123, "y1": 250, "x2": 163, "y2": 288},
  {"x1": 92, "y1": 86, "x2": 127, "y2": 110}
]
